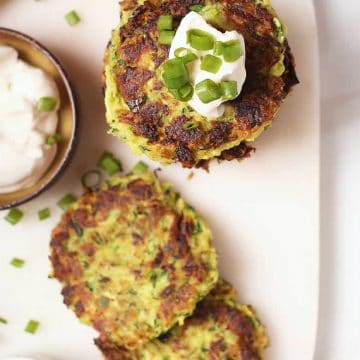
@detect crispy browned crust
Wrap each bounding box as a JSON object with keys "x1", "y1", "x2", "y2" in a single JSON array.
[
  {"x1": 50, "y1": 173, "x2": 217, "y2": 350},
  {"x1": 97, "y1": 281, "x2": 267, "y2": 360},
  {"x1": 95, "y1": 338, "x2": 131, "y2": 360},
  {"x1": 108, "y1": 0, "x2": 298, "y2": 167}
]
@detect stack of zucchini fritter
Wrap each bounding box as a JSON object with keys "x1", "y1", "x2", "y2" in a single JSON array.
[{"x1": 103, "y1": 0, "x2": 298, "y2": 168}]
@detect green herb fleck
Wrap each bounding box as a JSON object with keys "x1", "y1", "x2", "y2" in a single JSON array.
[
  {"x1": 131, "y1": 161, "x2": 149, "y2": 175},
  {"x1": 190, "y1": 4, "x2": 205, "y2": 12},
  {"x1": 38, "y1": 208, "x2": 51, "y2": 221},
  {"x1": 97, "y1": 152, "x2": 122, "y2": 176},
  {"x1": 99, "y1": 297, "x2": 109, "y2": 307},
  {"x1": 46, "y1": 133, "x2": 61, "y2": 145},
  {"x1": 71, "y1": 222, "x2": 83, "y2": 237},
  {"x1": 65, "y1": 10, "x2": 81, "y2": 26},
  {"x1": 183, "y1": 121, "x2": 199, "y2": 130},
  {"x1": 10, "y1": 258, "x2": 25, "y2": 268},
  {"x1": 57, "y1": 194, "x2": 77, "y2": 211},
  {"x1": 193, "y1": 221, "x2": 202, "y2": 234},
  {"x1": 38, "y1": 97, "x2": 57, "y2": 112},
  {"x1": 25, "y1": 320, "x2": 40, "y2": 334},
  {"x1": 4, "y1": 208, "x2": 24, "y2": 225}
]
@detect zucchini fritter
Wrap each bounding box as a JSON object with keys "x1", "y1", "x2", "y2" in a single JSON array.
[
  {"x1": 104, "y1": 0, "x2": 298, "y2": 167},
  {"x1": 50, "y1": 172, "x2": 218, "y2": 350},
  {"x1": 97, "y1": 280, "x2": 269, "y2": 359}
]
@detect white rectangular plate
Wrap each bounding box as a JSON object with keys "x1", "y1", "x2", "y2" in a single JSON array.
[{"x1": 0, "y1": 1, "x2": 319, "y2": 359}]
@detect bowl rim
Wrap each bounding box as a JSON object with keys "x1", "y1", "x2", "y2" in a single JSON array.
[{"x1": 0, "y1": 27, "x2": 79, "y2": 211}]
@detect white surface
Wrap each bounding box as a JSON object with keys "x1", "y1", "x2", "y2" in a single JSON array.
[
  {"x1": 0, "y1": 1, "x2": 319, "y2": 359},
  {"x1": 314, "y1": 0, "x2": 360, "y2": 359},
  {"x1": 169, "y1": 11, "x2": 246, "y2": 118}
]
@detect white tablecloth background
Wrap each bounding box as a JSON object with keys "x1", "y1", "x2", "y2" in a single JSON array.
[{"x1": 314, "y1": 0, "x2": 360, "y2": 359}]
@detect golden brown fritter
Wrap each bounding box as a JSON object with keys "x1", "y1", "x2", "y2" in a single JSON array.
[
  {"x1": 49, "y1": 172, "x2": 218, "y2": 350},
  {"x1": 104, "y1": 0, "x2": 298, "y2": 167},
  {"x1": 96, "y1": 280, "x2": 269, "y2": 359}
]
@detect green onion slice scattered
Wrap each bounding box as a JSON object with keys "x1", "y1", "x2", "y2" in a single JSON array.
[
  {"x1": 187, "y1": 29, "x2": 214, "y2": 51},
  {"x1": 37, "y1": 97, "x2": 57, "y2": 112},
  {"x1": 10, "y1": 258, "x2": 25, "y2": 268},
  {"x1": 5, "y1": 208, "x2": 24, "y2": 225},
  {"x1": 132, "y1": 161, "x2": 149, "y2": 175},
  {"x1": 81, "y1": 170, "x2": 103, "y2": 191},
  {"x1": 195, "y1": 79, "x2": 222, "y2": 104},
  {"x1": 46, "y1": 133, "x2": 61, "y2": 145},
  {"x1": 189, "y1": 4, "x2": 205, "y2": 12},
  {"x1": 158, "y1": 30, "x2": 175, "y2": 45},
  {"x1": 38, "y1": 208, "x2": 51, "y2": 221},
  {"x1": 200, "y1": 54, "x2": 222, "y2": 74},
  {"x1": 97, "y1": 152, "x2": 122, "y2": 176},
  {"x1": 174, "y1": 47, "x2": 198, "y2": 64},
  {"x1": 220, "y1": 80, "x2": 238, "y2": 100},
  {"x1": 0, "y1": 317, "x2": 7, "y2": 325},
  {"x1": 157, "y1": 15, "x2": 173, "y2": 30},
  {"x1": 222, "y1": 40, "x2": 243, "y2": 62},
  {"x1": 65, "y1": 10, "x2": 81, "y2": 26},
  {"x1": 162, "y1": 58, "x2": 189, "y2": 89},
  {"x1": 25, "y1": 320, "x2": 40, "y2": 334},
  {"x1": 170, "y1": 83, "x2": 194, "y2": 102},
  {"x1": 57, "y1": 194, "x2": 77, "y2": 211}
]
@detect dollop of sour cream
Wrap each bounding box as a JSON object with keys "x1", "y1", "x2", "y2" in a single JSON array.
[
  {"x1": 169, "y1": 11, "x2": 246, "y2": 118},
  {"x1": 0, "y1": 46, "x2": 60, "y2": 194}
]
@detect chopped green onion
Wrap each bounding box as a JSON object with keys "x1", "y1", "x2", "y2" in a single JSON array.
[
  {"x1": 37, "y1": 97, "x2": 57, "y2": 112},
  {"x1": 222, "y1": 40, "x2": 243, "y2": 62},
  {"x1": 187, "y1": 29, "x2": 214, "y2": 51},
  {"x1": 10, "y1": 258, "x2": 25, "y2": 268},
  {"x1": 4, "y1": 208, "x2": 24, "y2": 225},
  {"x1": 220, "y1": 80, "x2": 239, "y2": 100},
  {"x1": 46, "y1": 133, "x2": 61, "y2": 145},
  {"x1": 162, "y1": 58, "x2": 189, "y2": 89},
  {"x1": 0, "y1": 317, "x2": 7, "y2": 325},
  {"x1": 174, "y1": 47, "x2": 198, "y2": 64},
  {"x1": 157, "y1": 15, "x2": 173, "y2": 30},
  {"x1": 183, "y1": 121, "x2": 199, "y2": 130},
  {"x1": 81, "y1": 170, "x2": 103, "y2": 191},
  {"x1": 189, "y1": 4, "x2": 205, "y2": 12},
  {"x1": 132, "y1": 161, "x2": 149, "y2": 175},
  {"x1": 213, "y1": 41, "x2": 224, "y2": 56},
  {"x1": 65, "y1": 10, "x2": 81, "y2": 26},
  {"x1": 57, "y1": 194, "x2": 76, "y2": 211},
  {"x1": 170, "y1": 83, "x2": 194, "y2": 102},
  {"x1": 200, "y1": 54, "x2": 222, "y2": 74},
  {"x1": 38, "y1": 208, "x2": 51, "y2": 221},
  {"x1": 158, "y1": 30, "x2": 175, "y2": 45},
  {"x1": 97, "y1": 152, "x2": 122, "y2": 176},
  {"x1": 195, "y1": 79, "x2": 222, "y2": 104},
  {"x1": 25, "y1": 320, "x2": 40, "y2": 334}
]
